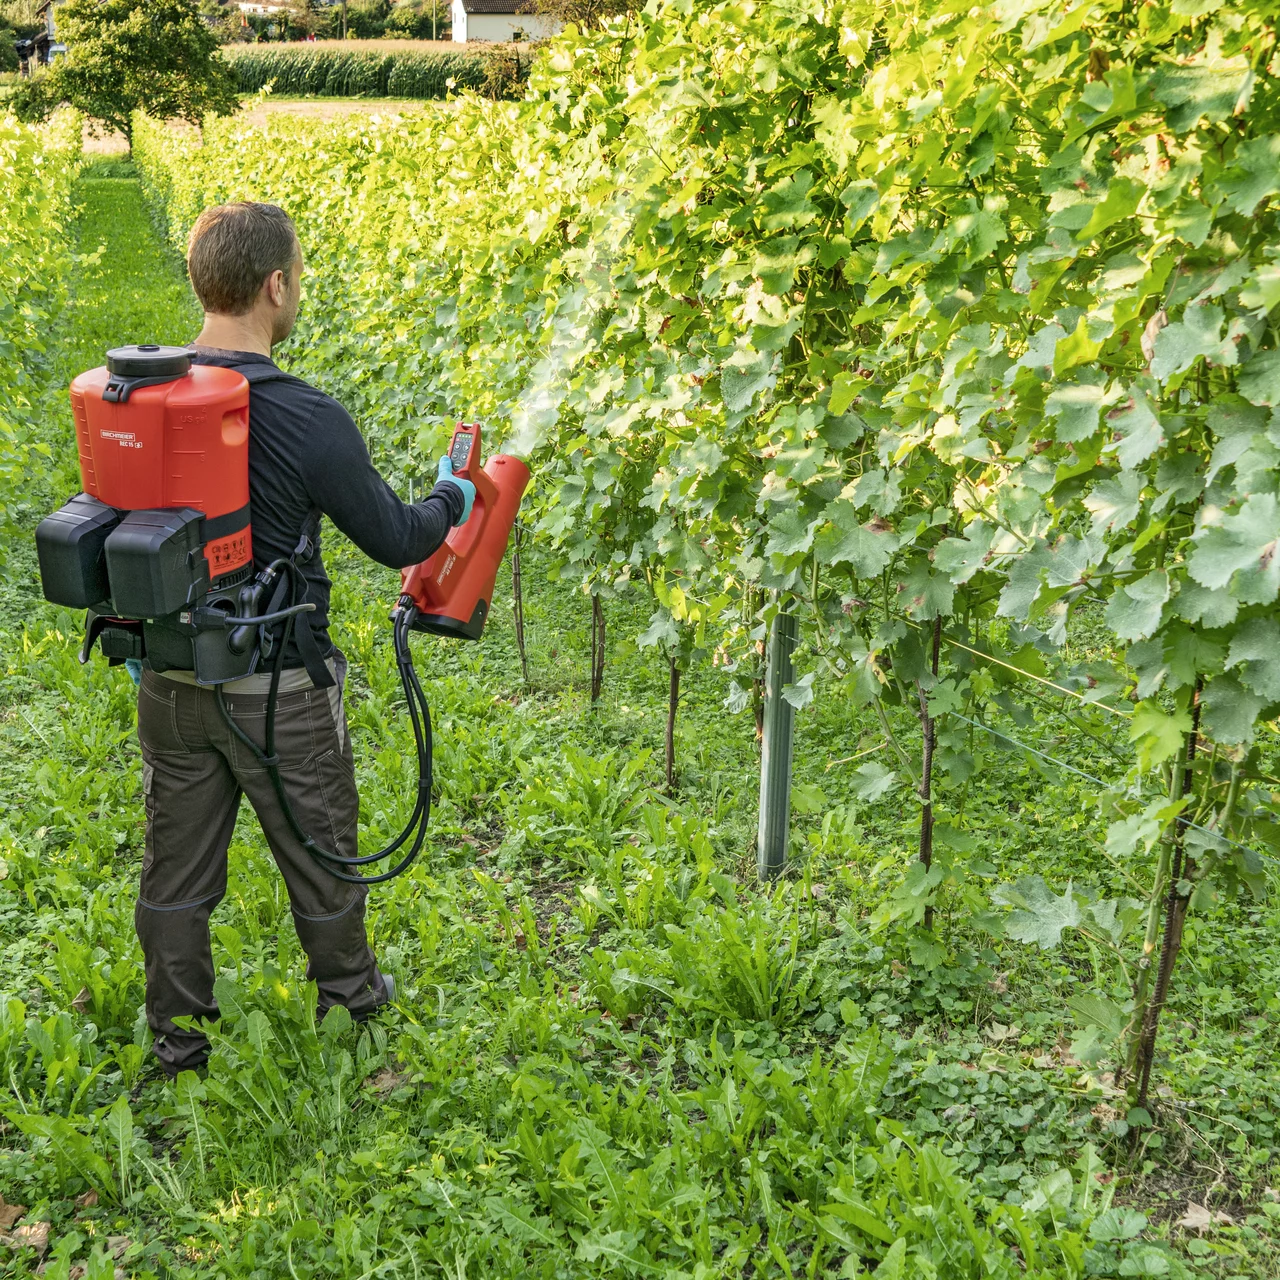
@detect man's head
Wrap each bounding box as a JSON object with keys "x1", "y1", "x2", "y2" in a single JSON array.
[{"x1": 187, "y1": 202, "x2": 302, "y2": 348}]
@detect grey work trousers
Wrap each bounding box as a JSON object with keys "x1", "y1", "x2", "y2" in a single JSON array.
[{"x1": 135, "y1": 656, "x2": 385, "y2": 1075}]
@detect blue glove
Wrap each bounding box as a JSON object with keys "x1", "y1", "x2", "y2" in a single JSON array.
[
  {"x1": 124, "y1": 658, "x2": 143, "y2": 686},
  {"x1": 436, "y1": 455, "x2": 476, "y2": 526}
]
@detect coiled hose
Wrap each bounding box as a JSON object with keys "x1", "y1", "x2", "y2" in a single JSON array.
[{"x1": 216, "y1": 559, "x2": 432, "y2": 884}]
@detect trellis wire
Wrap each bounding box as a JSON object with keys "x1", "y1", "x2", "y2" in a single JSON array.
[
  {"x1": 950, "y1": 711, "x2": 1273, "y2": 870},
  {"x1": 941, "y1": 636, "x2": 1133, "y2": 718}
]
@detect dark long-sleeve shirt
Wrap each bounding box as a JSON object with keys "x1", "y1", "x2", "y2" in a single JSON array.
[{"x1": 192, "y1": 347, "x2": 462, "y2": 667}]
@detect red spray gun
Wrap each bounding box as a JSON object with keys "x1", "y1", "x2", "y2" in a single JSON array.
[{"x1": 400, "y1": 422, "x2": 530, "y2": 639}]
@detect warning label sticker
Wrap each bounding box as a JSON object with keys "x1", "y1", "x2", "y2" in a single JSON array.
[{"x1": 207, "y1": 531, "x2": 250, "y2": 574}]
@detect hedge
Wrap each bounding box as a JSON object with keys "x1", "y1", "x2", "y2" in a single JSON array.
[{"x1": 227, "y1": 46, "x2": 519, "y2": 99}]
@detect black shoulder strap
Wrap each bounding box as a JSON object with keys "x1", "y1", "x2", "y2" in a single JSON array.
[
  {"x1": 224, "y1": 360, "x2": 337, "y2": 691},
  {"x1": 237, "y1": 363, "x2": 308, "y2": 388}
]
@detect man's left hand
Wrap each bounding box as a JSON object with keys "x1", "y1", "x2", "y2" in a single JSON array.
[{"x1": 436, "y1": 456, "x2": 476, "y2": 526}]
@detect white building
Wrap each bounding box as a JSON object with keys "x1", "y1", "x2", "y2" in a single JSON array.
[{"x1": 451, "y1": 0, "x2": 559, "y2": 42}]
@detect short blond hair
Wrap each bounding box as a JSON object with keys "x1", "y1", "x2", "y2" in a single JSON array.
[{"x1": 187, "y1": 202, "x2": 299, "y2": 316}]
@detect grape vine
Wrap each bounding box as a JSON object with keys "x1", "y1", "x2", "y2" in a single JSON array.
[{"x1": 133, "y1": 0, "x2": 1280, "y2": 1100}]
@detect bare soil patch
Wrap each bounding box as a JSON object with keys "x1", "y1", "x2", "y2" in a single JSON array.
[{"x1": 82, "y1": 122, "x2": 129, "y2": 155}]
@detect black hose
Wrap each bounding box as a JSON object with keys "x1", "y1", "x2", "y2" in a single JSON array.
[
  {"x1": 215, "y1": 563, "x2": 431, "y2": 884},
  {"x1": 221, "y1": 602, "x2": 316, "y2": 628}
]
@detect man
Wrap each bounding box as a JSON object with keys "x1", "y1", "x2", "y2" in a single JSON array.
[{"x1": 134, "y1": 201, "x2": 473, "y2": 1076}]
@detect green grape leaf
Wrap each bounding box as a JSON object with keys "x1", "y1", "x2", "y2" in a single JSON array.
[
  {"x1": 946, "y1": 204, "x2": 1007, "y2": 267},
  {"x1": 1225, "y1": 615, "x2": 1280, "y2": 699},
  {"x1": 752, "y1": 234, "x2": 805, "y2": 294},
  {"x1": 1175, "y1": 581, "x2": 1239, "y2": 627},
  {"x1": 1205, "y1": 402, "x2": 1269, "y2": 483},
  {"x1": 719, "y1": 347, "x2": 775, "y2": 413},
  {"x1": 1045, "y1": 376, "x2": 1109, "y2": 442},
  {"x1": 898, "y1": 560, "x2": 955, "y2": 620},
  {"x1": 1152, "y1": 62, "x2": 1251, "y2": 132},
  {"x1": 1187, "y1": 492, "x2": 1280, "y2": 604},
  {"x1": 1085, "y1": 470, "x2": 1144, "y2": 533},
  {"x1": 926, "y1": 678, "x2": 965, "y2": 716},
  {"x1": 851, "y1": 761, "x2": 898, "y2": 801},
  {"x1": 724, "y1": 679, "x2": 751, "y2": 714},
  {"x1": 1105, "y1": 801, "x2": 1171, "y2": 859},
  {"x1": 1129, "y1": 702, "x2": 1191, "y2": 771},
  {"x1": 1075, "y1": 176, "x2": 1144, "y2": 244},
  {"x1": 1238, "y1": 349, "x2": 1280, "y2": 407},
  {"x1": 1106, "y1": 390, "x2": 1163, "y2": 469},
  {"x1": 765, "y1": 508, "x2": 821, "y2": 559},
  {"x1": 637, "y1": 608, "x2": 679, "y2": 650},
  {"x1": 1201, "y1": 673, "x2": 1266, "y2": 745},
  {"x1": 839, "y1": 178, "x2": 880, "y2": 230},
  {"x1": 1240, "y1": 261, "x2": 1280, "y2": 314},
  {"x1": 1213, "y1": 135, "x2": 1280, "y2": 216},
  {"x1": 814, "y1": 501, "x2": 896, "y2": 575},
  {"x1": 846, "y1": 467, "x2": 902, "y2": 515},
  {"x1": 759, "y1": 169, "x2": 818, "y2": 230},
  {"x1": 997, "y1": 546, "x2": 1049, "y2": 620},
  {"x1": 1154, "y1": 451, "x2": 1204, "y2": 510},
  {"x1": 782, "y1": 671, "x2": 816, "y2": 710},
  {"x1": 828, "y1": 369, "x2": 860, "y2": 416},
  {"x1": 1149, "y1": 304, "x2": 1223, "y2": 380},
  {"x1": 934, "y1": 522, "x2": 997, "y2": 584},
  {"x1": 1044, "y1": 532, "x2": 1104, "y2": 588},
  {"x1": 1006, "y1": 323, "x2": 1065, "y2": 381},
  {"x1": 1054, "y1": 317, "x2": 1102, "y2": 374},
  {"x1": 751, "y1": 312, "x2": 801, "y2": 352},
  {"x1": 1105, "y1": 570, "x2": 1171, "y2": 642},
  {"x1": 994, "y1": 875, "x2": 1084, "y2": 949}
]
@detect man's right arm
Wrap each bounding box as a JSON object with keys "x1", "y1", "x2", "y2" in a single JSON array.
[{"x1": 298, "y1": 394, "x2": 464, "y2": 569}]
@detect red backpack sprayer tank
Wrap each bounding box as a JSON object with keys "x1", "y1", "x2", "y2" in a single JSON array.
[{"x1": 36, "y1": 344, "x2": 530, "y2": 882}]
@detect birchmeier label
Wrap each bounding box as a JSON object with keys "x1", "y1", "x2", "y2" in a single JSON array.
[
  {"x1": 435, "y1": 552, "x2": 456, "y2": 586},
  {"x1": 101, "y1": 430, "x2": 142, "y2": 449}
]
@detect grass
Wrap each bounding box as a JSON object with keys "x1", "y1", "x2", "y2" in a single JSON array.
[{"x1": 0, "y1": 167, "x2": 1278, "y2": 1277}]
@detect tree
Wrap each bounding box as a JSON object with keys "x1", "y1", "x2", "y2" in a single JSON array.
[
  {"x1": 0, "y1": 0, "x2": 40, "y2": 32},
  {"x1": 197, "y1": 0, "x2": 239, "y2": 43},
  {"x1": 0, "y1": 0, "x2": 39, "y2": 70},
  {"x1": 13, "y1": 0, "x2": 238, "y2": 147},
  {"x1": 531, "y1": 0, "x2": 639, "y2": 30},
  {"x1": 345, "y1": 0, "x2": 391, "y2": 39}
]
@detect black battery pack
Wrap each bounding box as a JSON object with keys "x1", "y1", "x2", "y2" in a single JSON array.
[
  {"x1": 35, "y1": 493, "x2": 121, "y2": 609},
  {"x1": 104, "y1": 508, "x2": 208, "y2": 619}
]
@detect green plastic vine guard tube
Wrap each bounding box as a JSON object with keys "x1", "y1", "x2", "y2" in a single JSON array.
[{"x1": 757, "y1": 602, "x2": 796, "y2": 881}]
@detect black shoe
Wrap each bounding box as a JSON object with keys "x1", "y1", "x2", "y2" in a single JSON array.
[{"x1": 380, "y1": 972, "x2": 396, "y2": 1004}]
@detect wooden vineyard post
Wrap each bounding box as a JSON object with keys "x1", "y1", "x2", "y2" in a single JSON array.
[
  {"x1": 512, "y1": 521, "x2": 529, "y2": 686},
  {"x1": 757, "y1": 603, "x2": 797, "y2": 882}
]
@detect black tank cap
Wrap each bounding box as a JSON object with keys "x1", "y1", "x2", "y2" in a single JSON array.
[{"x1": 105, "y1": 345, "x2": 192, "y2": 379}]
